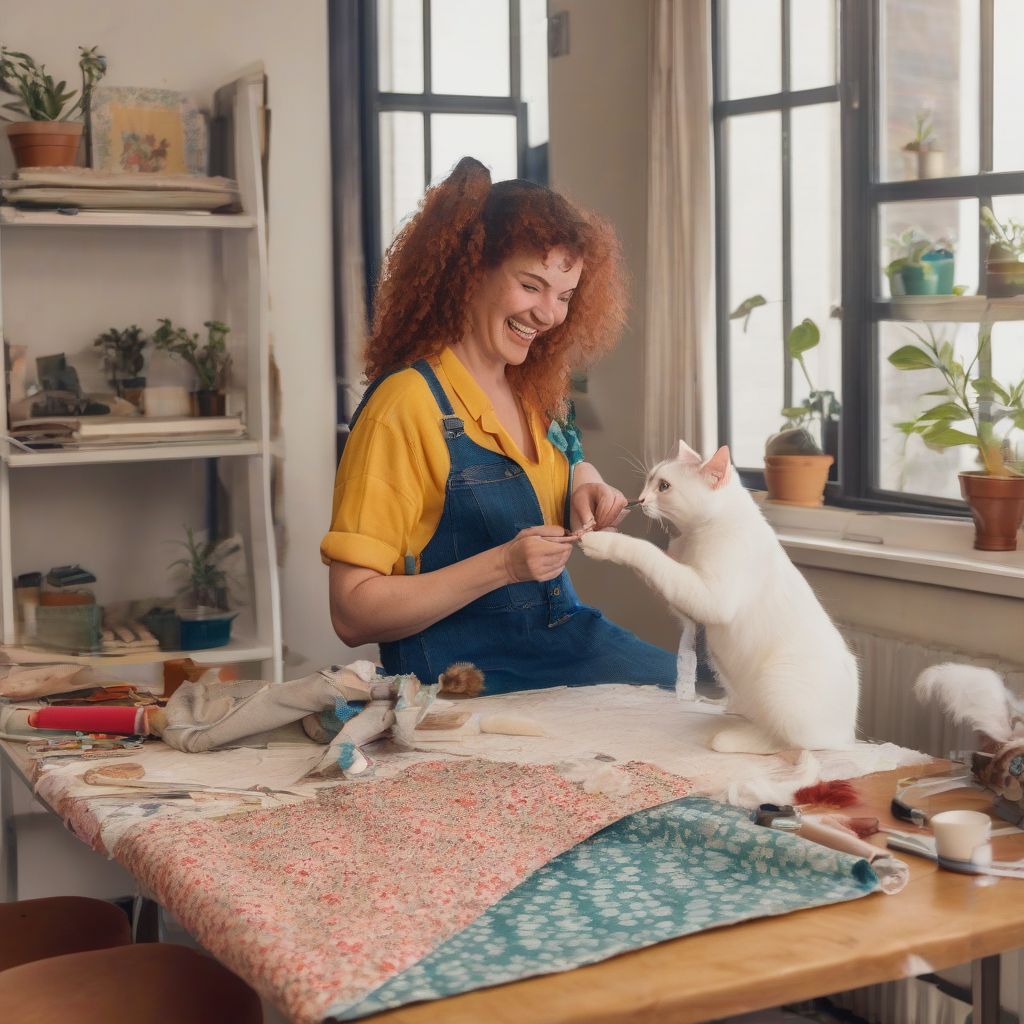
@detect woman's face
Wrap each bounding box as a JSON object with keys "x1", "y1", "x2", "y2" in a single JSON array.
[{"x1": 464, "y1": 246, "x2": 582, "y2": 368}]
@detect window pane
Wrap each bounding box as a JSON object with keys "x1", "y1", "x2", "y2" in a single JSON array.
[
  {"x1": 431, "y1": 0, "x2": 510, "y2": 96},
  {"x1": 726, "y1": 112, "x2": 783, "y2": 467},
  {"x1": 379, "y1": 111, "x2": 425, "y2": 251},
  {"x1": 724, "y1": 0, "x2": 781, "y2": 100},
  {"x1": 877, "y1": 320, "x2": 978, "y2": 500},
  {"x1": 879, "y1": 0, "x2": 979, "y2": 182},
  {"x1": 430, "y1": 113, "x2": 518, "y2": 186},
  {"x1": 879, "y1": 198, "x2": 979, "y2": 299},
  {"x1": 994, "y1": 0, "x2": 1024, "y2": 172},
  {"x1": 378, "y1": 0, "x2": 424, "y2": 94},
  {"x1": 790, "y1": 0, "x2": 838, "y2": 91},
  {"x1": 791, "y1": 103, "x2": 842, "y2": 444},
  {"x1": 520, "y1": 0, "x2": 549, "y2": 150}
]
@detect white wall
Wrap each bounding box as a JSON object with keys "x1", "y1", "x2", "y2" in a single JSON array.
[
  {"x1": 548, "y1": 0, "x2": 681, "y2": 650},
  {"x1": 3, "y1": 0, "x2": 341, "y2": 670}
]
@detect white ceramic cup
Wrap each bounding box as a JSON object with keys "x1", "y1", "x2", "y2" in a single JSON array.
[
  {"x1": 142, "y1": 385, "x2": 191, "y2": 417},
  {"x1": 930, "y1": 809, "x2": 992, "y2": 862}
]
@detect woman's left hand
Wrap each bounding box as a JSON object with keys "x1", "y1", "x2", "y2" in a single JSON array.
[{"x1": 570, "y1": 482, "x2": 627, "y2": 532}]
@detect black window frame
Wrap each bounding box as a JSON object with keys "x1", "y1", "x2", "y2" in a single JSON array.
[
  {"x1": 713, "y1": 0, "x2": 1024, "y2": 516},
  {"x1": 359, "y1": 0, "x2": 542, "y2": 295}
]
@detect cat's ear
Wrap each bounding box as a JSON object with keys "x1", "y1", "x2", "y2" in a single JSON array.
[
  {"x1": 675, "y1": 440, "x2": 703, "y2": 466},
  {"x1": 700, "y1": 446, "x2": 732, "y2": 490}
]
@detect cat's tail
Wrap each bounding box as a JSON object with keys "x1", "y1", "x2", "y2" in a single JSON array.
[{"x1": 915, "y1": 662, "x2": 1014, "y2": 744}]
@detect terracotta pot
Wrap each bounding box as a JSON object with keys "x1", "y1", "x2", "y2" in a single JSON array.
[
  {"x1": 6, "y1": 121, "x2": 83, "y2": 169},
  {"x1": 959, "y1": 472, "x2": 1024, "y2": 551},
  {"x1": 764, "y1": 454, "x2": 834, "y2": 507},
  {"x1": 195, "y1": 390, "x2": 226, "y2": 416}
]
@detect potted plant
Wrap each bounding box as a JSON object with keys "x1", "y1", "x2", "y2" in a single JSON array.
[
  {"x1": 152, "y1": 317, "x2": 232, "y2": 416},
  {"x1": 93, "y1": 324, "x2": 147, "y2": 408},
  {"x1": 885, "y1": 229, "x2": 956, "y2": 297},
  {"x1": 889, "y1": 324, "x2": 1024, "y2": 550},
  {"x1": 903, "y1": 109, "x2": 945, "y2": 180},
  {"x1": 168, "y1": 526, "x2": 240, "y2": 649},
  {"x1": 730, "y1": 296, "x2": 840, "y2": 506},
  {"x1": 981, "y1": 207, "x2": 1024, "y2": 298},
  {"x1": 0, "y1": 45, "x2": 106, "y2": 168}
]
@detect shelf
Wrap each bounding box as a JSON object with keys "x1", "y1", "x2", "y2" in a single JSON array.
[
  {"x1": 876, "y1": 295, "x2": 1024, "y2": 323},
  {"x1": 0, "y1": 207, "x2": 256, "y2": 230},
  {"x1": 1, "y1": 637, "x2": 275, "y2": 668},
  {"x1": 3, "y1": 438, "x2": 262, "y2": 468}
]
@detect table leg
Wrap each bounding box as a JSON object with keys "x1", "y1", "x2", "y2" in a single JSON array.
[
  {"x1": 1, "y1": 753, "x2": 17, "y2": 902},
  {"x1": 972, "y1": 954, "x2": 1001, "y2": 1024}
]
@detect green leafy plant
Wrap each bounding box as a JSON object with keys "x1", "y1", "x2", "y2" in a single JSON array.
[
  {"x1": 903, "y1": 109, "x2": 937, "y2": 153},
  {"x1": 0, "y1": 45, "x2": 105, "y2": 121},
  {"x1": 93, "y1": 324, "x2": 147, "y2": 393},
  {"x1": 152, "y1": 318, "x2": 232, "y2": 392},
  {"x1": 982, "y1": 206, "x2": 1024, "y2": 262},
  {"x1": 729, "y1": 295, "x2": 841, "y2": 455},
  {"x1": 168, "y1": 526, "x2": 241, "y2": 610},
  {"x1": 889, "y1": 325, "x2": 1024, "y2": 477}
]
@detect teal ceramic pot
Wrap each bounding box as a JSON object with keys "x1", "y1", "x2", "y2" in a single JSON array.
[
  {"x1": 921, "y1": 249, "x2": 955, "y2": 294},
  {"x1": 899, "y1": 262, "x2": 939, "y2": 295}
]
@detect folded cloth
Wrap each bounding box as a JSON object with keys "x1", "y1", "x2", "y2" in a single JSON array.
[{"x1": 159, "y1": 662, "x2": 380, "y2": 752}]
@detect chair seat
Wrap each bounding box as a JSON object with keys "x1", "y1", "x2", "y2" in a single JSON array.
[
  {"x1": 0, "y1": 897, "x2": 131, "y2": 972},
  {"x1": 0, "y1": 942, "x2": 263, "y2": 1024}
]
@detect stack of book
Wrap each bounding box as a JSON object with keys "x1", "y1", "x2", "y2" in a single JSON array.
[
  {"x1": 1, "y1": 168, "x2": 240, "y2": 213},
  {"x1": 10, "y1": 415, "x2": 245, "y2": 448}
]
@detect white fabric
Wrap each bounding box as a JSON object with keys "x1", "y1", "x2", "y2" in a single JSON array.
[
  {"x1": 29, "y1": 684, "x2": 930, "y2": 854},
  {"x1": 644, "y1": 0, "x2": 716, "y2": 463}
]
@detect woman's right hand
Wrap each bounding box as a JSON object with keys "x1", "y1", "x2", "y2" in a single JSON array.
[{"x1": 502, "y1": 526, "x2": 575, "y2": 583}]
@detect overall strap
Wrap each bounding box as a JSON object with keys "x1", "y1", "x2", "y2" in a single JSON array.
[
  {"x1": 348, "y1": 369, "x2": 398, "y2": 431},
  {"x1": 411, "y1": 359, "x2": 464, "y2": 438}
]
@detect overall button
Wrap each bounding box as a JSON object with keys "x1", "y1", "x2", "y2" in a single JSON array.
[{"x1": 552, "y1": 586, "x2": 561, "y2": 596}]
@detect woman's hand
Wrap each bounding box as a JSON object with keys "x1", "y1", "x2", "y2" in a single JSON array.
[
  {"x1": 502, "y1": 525, "x2": 574, "y2": 583},
  {"x1": 570, "y1": 482, "x2": 628, "y2": 533}
]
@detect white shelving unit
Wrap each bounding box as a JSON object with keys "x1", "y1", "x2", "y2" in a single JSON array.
[{"x1": 0, "y1": 69, "x2": 282, "y2": 682}]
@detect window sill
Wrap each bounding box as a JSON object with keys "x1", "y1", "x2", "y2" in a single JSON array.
[{"x1": 753, "y1": 491, "x2": 1024, "y2": 599}]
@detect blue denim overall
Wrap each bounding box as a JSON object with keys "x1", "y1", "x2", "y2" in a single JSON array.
[{"x1": 349, "y1": 360, "x2": 676, "y2": 694}]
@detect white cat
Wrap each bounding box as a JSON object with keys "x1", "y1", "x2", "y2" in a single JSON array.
[{"x1": 580, "y1": 441, "x2": 859, "y2": 754}]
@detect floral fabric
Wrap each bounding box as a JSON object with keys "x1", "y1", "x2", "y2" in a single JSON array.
[
  {"x1": 114, "y1": 758, "x2": 692, "y2": 1024},
  {"x1": 339, "y1": 797, "x2": 880, "y2": 1020}
]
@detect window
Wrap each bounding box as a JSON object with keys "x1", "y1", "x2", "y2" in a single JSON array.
[
  {"x1": 362, "y1": 0, "x2": 550, "y2": 287},
  {"x1": 713, "y1": 0, "x2": 1024, "y2": 513}
]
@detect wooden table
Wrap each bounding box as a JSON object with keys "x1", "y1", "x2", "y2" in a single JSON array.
[{"x1": 2, "y1": 740, "x2": 1021, "y2": 1024}]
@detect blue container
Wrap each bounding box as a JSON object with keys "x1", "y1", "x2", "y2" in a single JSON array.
[
  {"x1": 922, "y1": 249, "x2": 955, "y2": 294},
  {"x1": 178, "y1": 610, "x2": 237, "y2": 650}
]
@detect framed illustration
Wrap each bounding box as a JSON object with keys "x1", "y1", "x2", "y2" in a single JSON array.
[{"x1": 90, "y1": 87, "x2": 208, "y2": 174}]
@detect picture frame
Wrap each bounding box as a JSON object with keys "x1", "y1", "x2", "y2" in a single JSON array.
[{"x1": 90, "y1": 86, "x2": 208, "y2": 175}]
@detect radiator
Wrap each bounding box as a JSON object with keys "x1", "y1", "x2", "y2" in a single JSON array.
[{"x1": 830, "y1": 625, "x2": 1024, "y2": 1024}]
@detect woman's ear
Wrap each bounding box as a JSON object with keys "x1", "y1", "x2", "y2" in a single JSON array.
[{"x1": 700, "y1": 446, "x2": 732, "y2": 490}]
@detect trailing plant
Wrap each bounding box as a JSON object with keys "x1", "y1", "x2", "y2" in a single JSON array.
[
  {"x1": 152, "y1": 318, "x2": 232, "y2": 392},
  {"x1": 889, "y1": 325, "x2": 1024, "y2": 477},
  {"x1": 729, "y1": 295, "x2": 841, "y2": 454},
  {"x1": 0, "y1": 45, "x2": 105, "y2": 121}
]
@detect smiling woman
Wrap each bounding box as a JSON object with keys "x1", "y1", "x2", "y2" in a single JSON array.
[{"x1": 321, "y1": 157, "x2": 677, "y2": 693}]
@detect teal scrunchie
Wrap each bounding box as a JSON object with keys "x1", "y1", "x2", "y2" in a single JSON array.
[{"x1": 547, "y1": 400, "x2": 585, "y2": 467}]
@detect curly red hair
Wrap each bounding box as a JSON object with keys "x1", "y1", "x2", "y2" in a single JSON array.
[{"x1": 365, "y1": 157, "x2": 627, "y2": 417}]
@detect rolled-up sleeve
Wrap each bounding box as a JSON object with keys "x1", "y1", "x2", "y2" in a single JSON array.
[{"x1": 320, "y1": 416, "x2": 423, "y2": 574}]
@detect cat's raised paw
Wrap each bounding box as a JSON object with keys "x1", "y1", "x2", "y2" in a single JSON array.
[{"x1": 579, "y1": 530, "x2": 618, "y2": 561}]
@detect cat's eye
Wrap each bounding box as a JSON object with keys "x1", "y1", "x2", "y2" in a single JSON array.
[{"x1": 658, "y1": 479, "x2": 670, "y2": 492}]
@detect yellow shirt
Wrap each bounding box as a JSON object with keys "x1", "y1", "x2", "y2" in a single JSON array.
[{"x1": 321, "y1": 347, "x2": 570, "y2": 575}]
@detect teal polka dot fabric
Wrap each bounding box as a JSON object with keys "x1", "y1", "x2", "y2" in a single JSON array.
[{"x1": 333, "y1": 797, "x2": 879, "y2": 1020}]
